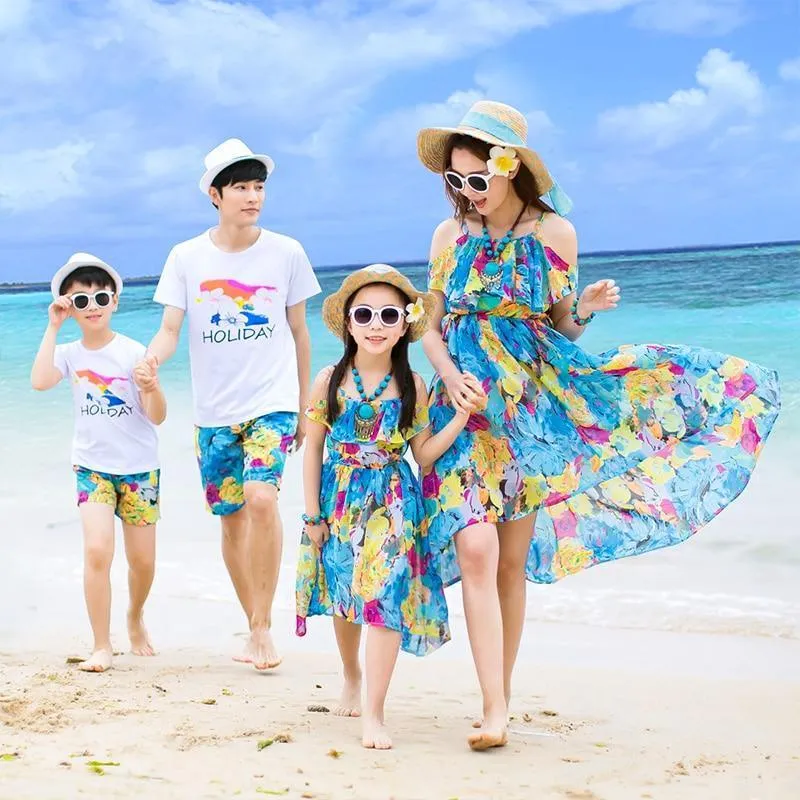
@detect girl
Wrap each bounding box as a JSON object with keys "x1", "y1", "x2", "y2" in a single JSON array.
[
  {"x1": 416, "y1": 100, "x2": 780, "y2": 750},
  {"x1": 295, "y1": 264, "x2": 485, "y2": 750}
]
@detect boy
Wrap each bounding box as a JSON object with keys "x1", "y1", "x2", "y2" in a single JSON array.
[
  {"x1": 31, "y1": 253, "x2": 166, "y2": 673},
  {"x1": 143, "y1": 138, "x2": 320, "y2": 671}
]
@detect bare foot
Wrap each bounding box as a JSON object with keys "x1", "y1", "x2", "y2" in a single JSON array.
[
  {"x1": 362, "y1": 716, "x2": 392, "y2": 750},
  {"x1": 232, "y1": 635, "x2": 254, "y2": 664},
  {"x1": 128, "y1": 611, "x2": 155, "y2": 656},
  {"x1": 467, "y1": 721, "x2": 508, "y2": 752},
  {"x1": 78, "y1": 648, "x2": 113, "y2": 673},
  {"x1": 334, "y1": 673, "x2": 362, "y2": 717},
  {"x1": 250, "y1": 627, "x2": 281, "y2": 671}
]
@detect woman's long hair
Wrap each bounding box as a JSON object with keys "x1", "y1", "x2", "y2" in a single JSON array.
[
  {"x1": 442, "y1": 133, "x2": 552, "y2": 221},
  {"x1": 326, "y1": 284, "x2": 416, "y2": 432}
]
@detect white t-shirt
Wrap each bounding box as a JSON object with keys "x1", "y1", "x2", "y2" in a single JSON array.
[
  {"x1": 153, "y1": 228, "x2": 321, "y2": 427},
  {"x1": 54, "y1": 334, "x2": 160, "y2": 474}
]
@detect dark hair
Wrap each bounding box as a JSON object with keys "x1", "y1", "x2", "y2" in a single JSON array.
[
  {"x1": 210, "y1": 158, "x2": 268, "y2": 208},
  {"x1": 443, "y1": 133, "x2": 552, "y2": 221},
  {"x1": 326, "y1": 283, "x2": 416, "y2": 432},
  {"x1": 60, "y1": 266, "x2": 115, "y2": 296}
]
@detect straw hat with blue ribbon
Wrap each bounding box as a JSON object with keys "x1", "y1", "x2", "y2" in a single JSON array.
[{"x1": 416, "y1": 100, "x2": 572, "y2": 216}]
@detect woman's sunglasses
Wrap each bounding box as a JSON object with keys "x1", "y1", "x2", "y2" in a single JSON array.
[
  {"x1": 444, "y1": 169, "x2": 497, "y2": 195},
  {"x1": 348, "y1": 305, "x2": 406, "y2": 327},
  {"x1": 69, "y1": 290, "x2": 114, "y2": 311}
]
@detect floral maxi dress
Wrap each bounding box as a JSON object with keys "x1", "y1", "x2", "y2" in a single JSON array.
[
  {"x1": 296, "y1": 388, "x2": 450, "y2": 656},
  {"x1": 423, "y1": 224, "x2": 781, "y2": 586}
]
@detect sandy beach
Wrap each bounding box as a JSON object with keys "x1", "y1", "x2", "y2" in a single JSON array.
[{"x1": 2, "y1": 619, "x2": 799, "y2": 800}]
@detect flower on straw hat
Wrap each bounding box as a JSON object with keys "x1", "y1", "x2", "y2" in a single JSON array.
[
  {"x1": 487, "y1": 146, "x2": 519, "y2": 177},
  {"x1": 405, "y1": 297, "x2": 425, "y2": 323}
]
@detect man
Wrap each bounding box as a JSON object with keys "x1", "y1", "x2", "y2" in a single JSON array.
[{"x1": 145, "y1": 138, "x2": 320, "y2": 670}]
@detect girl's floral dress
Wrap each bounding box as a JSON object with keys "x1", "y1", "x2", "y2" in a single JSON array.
[
  {"x1": 296, "y1": 385, "x2": 450, "y2": 656},
  {"x1": 424, "y1": 219, "x2": 781, "y2": 586}
]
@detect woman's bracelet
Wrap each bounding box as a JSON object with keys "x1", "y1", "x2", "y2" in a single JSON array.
[
  {"x1": 302, "y1": 512, "x2": 325, "y2": 526},
  {"x1": 570, "y1": 298, "x2": 595, "y2": 326}
]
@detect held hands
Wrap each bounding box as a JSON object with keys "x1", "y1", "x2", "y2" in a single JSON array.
[
  {"x1": 48, "y1": 297, "x2": 72, "y2": 329},
  {"x1": 444, "y1": 370, "x2": 487, "y2": 416},
  {"x1": 577, "y1": 279, "x2": 621, "y2": 317},
  {"x1": 133, "y1": 354, "x2": 160, "y2": 393},
  {"x1": 305, "y1": 519, "x2": 329, "y2": 547}
]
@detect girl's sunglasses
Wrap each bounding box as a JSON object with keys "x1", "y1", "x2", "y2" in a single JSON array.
[
  {"x1": 348, "y1": 305, "x2": 405, "y2": 327},
  {"x1": 444, "y1": 169, "x2": 497, "y2": 195},
  {"x1": 69, "y1": 290, "x2": 114, "y2": 310}
]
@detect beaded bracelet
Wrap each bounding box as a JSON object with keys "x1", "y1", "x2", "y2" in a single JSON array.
[
  {"x1": 302, "y1": 512, "x2": 325, "y2": 526},
  {"x1": 570, "y1": 298, "x2": 595, "y2": 326}
]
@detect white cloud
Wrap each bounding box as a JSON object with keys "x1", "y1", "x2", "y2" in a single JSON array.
[
  {"x1": 779, "y1": 57, "x2": 800, "y2": 82},
  {"x1": 141, "y1": 145, "x2": 204, "y2": 181},
  {"x1": 782, "y1": 125, "x2": 800, "y2": 143},
  {"x1": 0, "y1": 0, "x2": 31, "y2": 32},
  {"x1": 0, "y1": 140, "x2": 94, "y2": 211},
  {"x1": 598, "y1": 49, "x2": 764, "y2": 151},
  {"x1": 631, "y1": 0, "x2": 745, "y2": 34}
]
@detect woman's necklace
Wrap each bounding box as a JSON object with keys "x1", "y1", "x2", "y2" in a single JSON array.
[
  {"x1": 478, "y1": 205, "x2": 528, "y2": 288},
  {"x1": 352, "y1": 366, "x2": 393, "y2": 440}
]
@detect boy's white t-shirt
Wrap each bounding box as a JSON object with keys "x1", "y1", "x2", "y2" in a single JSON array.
[
  {"x1": 54, "y1": 334, "x2": 160, "y2": 475},
  {"x1": 153, "y1": 228, "x2": 321, "y2": 427}
]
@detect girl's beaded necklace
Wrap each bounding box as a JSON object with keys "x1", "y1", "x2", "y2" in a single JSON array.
[
  {"x1": 478, "y1": 205, "x2": 528, "y2": 289},
  {"x1": 352, "y1": 366, "x2": 393, "y2": 440}
]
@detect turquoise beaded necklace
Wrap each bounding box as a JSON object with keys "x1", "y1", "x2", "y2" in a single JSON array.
[
  {"x1": 352, "y1": 366, "x2": 392, "y2": 439},
  {"x1": 479, "y1": 206, "x2": 528, "y2": 288}
]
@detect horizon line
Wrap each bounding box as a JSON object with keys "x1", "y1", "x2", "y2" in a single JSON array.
[{"x1": 2, "y1": 237, "x2": 798, "y2": 293}]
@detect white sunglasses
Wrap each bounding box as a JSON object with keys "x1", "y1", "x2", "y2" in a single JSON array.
[
  {"x1": 68, "y1": 290, "x2": 115, "y2": 310},
  {"x1": 348, "y1": 304, "x2": 406, "y2": 327},
  {"x1": 444, "y1": 169, "x2": 498, "y2": 195}
]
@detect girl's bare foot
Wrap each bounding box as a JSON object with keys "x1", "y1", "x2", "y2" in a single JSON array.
[
  {"x1": 467, "y1": 709, "x2": 508, "y2": 751},
  {"x1": 128, "y1": 611, "x2": 155, "y2": 656},
  {"x1": 78, "y1": 648, "x2": 113, "y2": 673},
  {"x1": 362, "y1": 715, "x2": 392, "y2": 749},
  {"x1": 334, "y1": 672, "x2": 362, "y2": 717}
]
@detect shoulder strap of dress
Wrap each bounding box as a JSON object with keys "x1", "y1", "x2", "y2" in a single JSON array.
[{"x1": 534, "y1": 211, "x2": 547, "y2": 237}]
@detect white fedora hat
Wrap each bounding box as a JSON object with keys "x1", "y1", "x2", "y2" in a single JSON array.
[
  {"x1": 51, "y1": 253, "x2": 123, "y2": 300},
  {"x1": 198, "y1": 138, "x2": 275, "y2": 194}
]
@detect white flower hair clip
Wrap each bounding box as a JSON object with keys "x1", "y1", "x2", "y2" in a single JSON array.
[
  {"x1": 487, "y1": 146, "x2": 519, "y2": 177},
  {"x1": 405, "y1": 297, "x2": 425, "y2": 323}
]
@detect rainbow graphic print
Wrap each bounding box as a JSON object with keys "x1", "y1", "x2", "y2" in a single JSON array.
[
  {"x1": 198, "y1": 279, "x2": 277, "y2": 328},
  {"x1": 75, "y1": 369, "x2": 129, "y2": 408}
]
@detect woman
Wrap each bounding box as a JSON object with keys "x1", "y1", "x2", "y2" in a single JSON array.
[{"x1": 417, "y1": 100, "x2": 780, "y2": 751}]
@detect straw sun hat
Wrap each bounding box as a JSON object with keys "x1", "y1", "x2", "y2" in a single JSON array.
[
  {"x1": 417, "y1": 100, "x2": 572, "y2": 216},
  {"x1": 322, "y1": 264, "x2": 435, "y2": 342}
]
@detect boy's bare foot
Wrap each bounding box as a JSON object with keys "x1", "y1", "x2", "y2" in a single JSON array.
[
  {"x1": 128, "y1": 611, "x2": 155, "y2": 656},
  {"x1": 334, "y1": 673, "x2": 362, "y2": 717},
  {"x1": 250, "y1": 627, "x2": 281, "y2": 671},
  {"x1": 362, "y1": 716, "x2": 392, "y2": 750},
  {"x1": 78, "y1": 648, "x2": 113, "y2": 673}
]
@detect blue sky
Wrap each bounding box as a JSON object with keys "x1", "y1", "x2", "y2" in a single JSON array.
[{"x1": 0, "y1": 0, "x2": 798, "y2": 283}]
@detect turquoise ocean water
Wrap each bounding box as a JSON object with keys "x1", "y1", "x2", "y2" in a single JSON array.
[{"x1": 1, "y1": 241, "x2": 799, "y2": 646}]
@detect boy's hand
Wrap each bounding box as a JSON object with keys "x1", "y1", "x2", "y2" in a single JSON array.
[
  {"x1": 48, "y1": 297, "x2": 72, "y2": 329},
  {"x1": 133, "y1": 355, "x2": 160, "y2": 393}
]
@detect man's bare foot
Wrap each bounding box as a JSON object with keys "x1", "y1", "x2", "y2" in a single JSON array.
[
  {"x1": 334, "y1": 673, "x2": 362, "y2": 717},
  {"x1": 362, "y1": 715, "x2": 392, "y2": 749},
  {"x1": 249, "y1": 627, "x2": 281, "y2": 671},
  {"x1": 78, "y1": 648, "x2": 113, "y2": 673},
  {"x1": 127, "y1": 611, "x2": 155, "y2": 656}
]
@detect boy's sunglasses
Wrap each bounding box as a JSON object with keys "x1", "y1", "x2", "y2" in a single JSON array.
[
  {"x1": 444, "y1": 169, "x2": 497, "y2": 195},
  {"x1": 69, "y1": 290, "x2": 114, "y2": 310},
  {"x1": 348, "y1": 305, "x2": 405, "y2": 327}
]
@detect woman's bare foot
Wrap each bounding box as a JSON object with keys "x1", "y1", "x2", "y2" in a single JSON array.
[
  {"x1": 250, "y1": 627, "x2": 281, "y2": 671},
  {"x1": 232, "y1": 640, "x2": 253, "y2": 664},
  {"x1": 128, "y1": 611, "x2": 155, "y2": 656},
  {"x1": 334, "y1": 672, "x2": 362, "y2": 717},
  {"x1": 362, "y1": 715, "x2": 392, "y2": 749},
  {"x1": 78, "y1": 648, "x2": 113, "y2": 673}
]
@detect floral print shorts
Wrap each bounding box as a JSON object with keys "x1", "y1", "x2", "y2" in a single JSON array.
[
  {"x1": 74, "y1": 466, "x2": 160, "y2": 527},
  {"x1": 194, "y1": 411, "x2": 298, "y2": 516}
]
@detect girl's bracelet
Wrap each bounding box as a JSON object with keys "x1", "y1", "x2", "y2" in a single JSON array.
[
  {"x1": 302, "y1": 512, "x2": 324, "y2": 526},
  {"x1": 570, "y1": 298, "x2": 595, "y2": 326}
]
